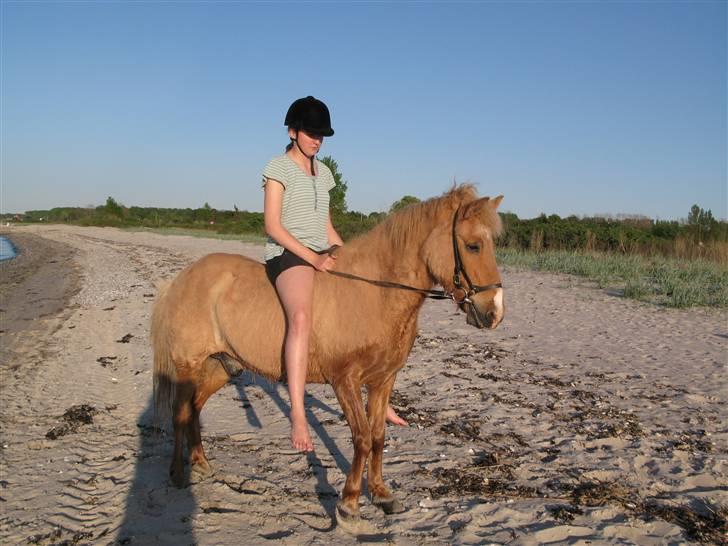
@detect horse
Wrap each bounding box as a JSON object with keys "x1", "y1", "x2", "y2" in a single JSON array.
[{"x1": 151, "y1": 184, "x2": 505, "y2": 524}]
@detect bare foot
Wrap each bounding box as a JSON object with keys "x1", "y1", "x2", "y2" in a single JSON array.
[
  {"x1": 290, "y1": 412, "x2": 314, "y2": 452},
  {"x1": 386, "y1": 405, "x2": 407, "y2": 426}
]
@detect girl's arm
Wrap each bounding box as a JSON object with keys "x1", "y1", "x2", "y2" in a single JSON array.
[
  {"x1": 264, "y1": 179, "x2": 335, "y2": 271},
  {"x1": 327, "y1": 214, "x2": 344, "y2": 247}
]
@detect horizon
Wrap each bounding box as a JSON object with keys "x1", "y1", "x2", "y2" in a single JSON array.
[
  {"x1": 5, "y1": 192, "x2": 721, "y2": 224},
  {"x1": 2, "y1": 2, "x2": 726, "y2": 221}
]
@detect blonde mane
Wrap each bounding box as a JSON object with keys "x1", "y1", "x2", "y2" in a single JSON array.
[{"x1": 354, "y1": 184, "x2": 485, "y2": 253}]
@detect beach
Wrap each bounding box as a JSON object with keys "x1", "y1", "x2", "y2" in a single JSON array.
[{"x1": 0, "y1": 224, "x2": 726, "y2": 545}]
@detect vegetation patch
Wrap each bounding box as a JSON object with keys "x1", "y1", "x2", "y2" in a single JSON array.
[{"x1": 497, "y1": 249, "x2": 728, "y2": 308}]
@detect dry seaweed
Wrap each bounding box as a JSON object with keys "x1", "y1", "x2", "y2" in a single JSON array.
[
  {"x1": 564, "y1": 480, "x2": 727, "y2": 544},
  {"x1": 570, "y1": 480, "x2": 640, "y2": 509},
  {"x1": 440, "y1": 419, "x2": 483, "y2": 442},
  {"x1": 657, "y1": 430, "x2": 714, "y2": 454},
  {"x1": 427, "y1": 466, "x2": 537, "y2": 500},
  {"x1": 549, "y1": 504, "x2": 584, "y2": 523},
  {"x1": 46, "y1": 404, "x2": 97, "y2": 440},
  {"x1": 642, "y1": 500, "x2": 728, "y2": 545}
]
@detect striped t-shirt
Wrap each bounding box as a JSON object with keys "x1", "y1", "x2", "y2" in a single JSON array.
[{"x1": 262, "y1": 154, "x2": 336, "y2": 261}]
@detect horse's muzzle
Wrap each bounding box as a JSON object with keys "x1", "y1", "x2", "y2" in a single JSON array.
[
  {"x1": 463, "y1": 288, "x2": 504, "y2": 329},
  {"x1": 465, "y1": 304, "x2": 499, "y2": 329}
]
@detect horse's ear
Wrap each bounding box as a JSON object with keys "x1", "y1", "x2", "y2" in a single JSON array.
[
  {"x1": 490, "y1": 195, "x2": 504, "y2": 210},
  {"x1": 461, "y1": 195, "x2": 503, "y2": 219}
]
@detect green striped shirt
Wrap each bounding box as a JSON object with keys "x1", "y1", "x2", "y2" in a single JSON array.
[{"x1": 262, "y1": 154, "x2": 336, "y2": 261}]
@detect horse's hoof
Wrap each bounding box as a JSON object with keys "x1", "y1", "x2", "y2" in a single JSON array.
[
  {"x1": 335, "y1": 501, "x2": 361, "y2": 533},
  {"x1": 373, "y1": 495, "x2": 406, "y2": 515},
  {"x1": 169, "y1": 469, "x2": 187, "y2": 489},
  {"x1": 336, "y1": 501, "x2": 377, "y2": 535},
  {"x1": 336, "y1": 501, "x2": 360, "y2": 522},
  {"x1": 189, "y1": 461, "x2": 214, "y2": 484}
]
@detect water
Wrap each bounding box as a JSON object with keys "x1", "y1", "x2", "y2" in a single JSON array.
[{"x1": 0, "y1": 236, "x2": 17, "y2": 261}]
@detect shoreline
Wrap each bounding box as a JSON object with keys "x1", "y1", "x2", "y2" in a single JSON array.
[{"x1": 0, "y1": 231, "x2": 80, "y2": 336}]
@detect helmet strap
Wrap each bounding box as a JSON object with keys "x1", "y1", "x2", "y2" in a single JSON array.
[{"x1": 292, "y1": 131, "x2": 316, "y2": 176}]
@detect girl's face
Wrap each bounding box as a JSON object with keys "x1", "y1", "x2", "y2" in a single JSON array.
[{"x1": 289, "y1": 128, "x2": 323, "y2": 156}]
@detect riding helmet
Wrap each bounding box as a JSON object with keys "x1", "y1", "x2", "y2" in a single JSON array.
[{"x1": 284, "y1": 96, "x2": 334, "y2": 137}]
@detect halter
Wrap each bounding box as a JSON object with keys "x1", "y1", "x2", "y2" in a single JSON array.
[
  {"x1": 450, "y1": 206, "x2": 503, "y2": 304},
  {"x1": 329, "y1": 208, "x2": 502, "y2": 304}
]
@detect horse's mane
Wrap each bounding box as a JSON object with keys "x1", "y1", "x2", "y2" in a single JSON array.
[{"x1": 352, "y1": 184, "x2": 500, "y2": 254}]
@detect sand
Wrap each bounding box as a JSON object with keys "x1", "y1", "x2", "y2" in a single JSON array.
[{"x1": 0, "y1": 224, "x2": 726, "y2": 545}]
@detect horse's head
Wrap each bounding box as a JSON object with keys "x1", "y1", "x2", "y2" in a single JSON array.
[{"x1": 423, "y1": 194, "x2": 505, "y2": 329}]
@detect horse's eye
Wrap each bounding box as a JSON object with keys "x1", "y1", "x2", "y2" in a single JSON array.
[{"x1": 466, "y1": 243, "x2": 480, "y2": 253}]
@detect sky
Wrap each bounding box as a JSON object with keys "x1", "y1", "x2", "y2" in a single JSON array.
[{"x1": 1, "y1": 1, "x2": 726, "y2": 221}]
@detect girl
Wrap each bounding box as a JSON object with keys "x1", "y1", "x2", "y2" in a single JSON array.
[{"x1": 263, "y1": 96, "x2": 405, "y2": 452}]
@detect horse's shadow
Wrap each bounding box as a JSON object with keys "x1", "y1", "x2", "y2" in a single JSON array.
[
  {"x1": 231, "y1": 372, "x2": 353, "y2": 523},
  {"x1": 116, "y1": 374, "x2": 355, "y2": 543},
  {"x1": 116, "y1": 396, "x2": 198, "y2": 545}
]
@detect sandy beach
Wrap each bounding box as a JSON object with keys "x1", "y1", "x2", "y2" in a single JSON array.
[{"x1": 0, "y1": 224, "x2": 726, "y2": 545}]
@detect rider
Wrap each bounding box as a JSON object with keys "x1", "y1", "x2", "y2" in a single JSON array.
[{"x1": 262, "y1": 96, "x2": 406, "y2": 452}]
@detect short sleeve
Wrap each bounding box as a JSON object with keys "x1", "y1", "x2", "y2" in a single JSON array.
[
  {"x1": 321, "y1": 163, "x2": 336, "y2": 192},
  {"x1": 262, "y1": 158, "x2": 288, "y2": 190}
]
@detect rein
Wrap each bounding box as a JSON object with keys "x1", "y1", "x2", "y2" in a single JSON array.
[
  {"x1": 328, "y1": 270, "x2": 452, "y2": 300},
  {"x1": 327, "y1": 208, "x2": 502, "y2": 304}
]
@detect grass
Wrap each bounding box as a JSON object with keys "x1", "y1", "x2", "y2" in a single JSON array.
[
  {"x1": 121, "y1": 226, "x2": 267, "y2": 244},
  {"x1": 497, "y1": 248, "x2": 728, "y2": 309}
]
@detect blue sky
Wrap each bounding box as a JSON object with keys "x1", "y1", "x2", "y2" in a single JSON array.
[{"x1": 2, "y1": 1, "x2": 726, "y2": 220}]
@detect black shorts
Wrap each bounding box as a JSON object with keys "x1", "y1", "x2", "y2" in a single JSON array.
[{"x1": 265, "y1": 248, "x2": 327, "y2": 284}]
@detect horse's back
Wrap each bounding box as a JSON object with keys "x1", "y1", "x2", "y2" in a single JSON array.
[{"x1": 162, "y1": 252, "x2": 286, "y2": 377}]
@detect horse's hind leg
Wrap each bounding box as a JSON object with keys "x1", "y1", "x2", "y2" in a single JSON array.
[
  {"x1": 187, "y1": 357, "x2": 231, "y2": 482},
  {"x1": 170, "y1": 379, "x2": 195, "y2": 488}
]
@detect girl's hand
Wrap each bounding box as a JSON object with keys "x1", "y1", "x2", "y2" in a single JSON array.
[{"x1": 312, "y1": 253, "x2": 337, "y2": 272}]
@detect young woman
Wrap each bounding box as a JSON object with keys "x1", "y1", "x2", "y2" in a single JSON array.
[{"x1": 263, "y1": 96, "x2": 406, "y2": 452}]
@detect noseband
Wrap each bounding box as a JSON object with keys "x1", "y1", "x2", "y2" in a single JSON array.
[{"x1": 328, "y1": 208, "x2": 502, "y2": 303}]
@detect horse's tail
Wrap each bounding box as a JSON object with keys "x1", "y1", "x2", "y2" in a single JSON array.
[{"x1": 151, "y1": 279, "x2": 176, "y2": 426}]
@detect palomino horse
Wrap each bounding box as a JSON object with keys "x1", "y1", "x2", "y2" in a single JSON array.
[{"x1": 151, "y1": 184, "x2": 504, "y2": 524}]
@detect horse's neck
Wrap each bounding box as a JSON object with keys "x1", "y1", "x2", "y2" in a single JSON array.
[
  {"x1": 345, "y1": 229, "x2": 432, "y2": 289},
  {"x1": 338, "y1": 228, "x2": 433, "y2": 330}
]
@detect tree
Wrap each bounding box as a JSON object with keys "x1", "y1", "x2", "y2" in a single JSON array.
[
  {"x1": 389, "y1": 195, "x2": 420, "y2": 213},
  {"x1": 104, "y1": 197, "x2": 124, "y2": 218},
  {"x1": 687, "y1": 204, "x2": 716, "y2": 242},
  {"x1": 320, "y1": 155, "x2": 348, "y2": 216}
]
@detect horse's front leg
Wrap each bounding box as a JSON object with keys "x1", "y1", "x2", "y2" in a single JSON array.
[
  {"x1": 332, "y1": 377, "x2": 371, "y2": 522},
  {"x1": 367, "y1": 376, "x2": 405, "y2": 514}
]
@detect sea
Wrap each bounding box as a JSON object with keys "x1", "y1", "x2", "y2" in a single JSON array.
[{"x1": 0, "y1": 236, "x2": 17, "y2": 261}]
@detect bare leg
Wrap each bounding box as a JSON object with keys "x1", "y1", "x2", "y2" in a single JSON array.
[
  {"x1": 386, "y1": 405, "x2": 407, "y2": 426},
  {"x1": 275, "y1": 266, "x2": 316, "y2": 452}
]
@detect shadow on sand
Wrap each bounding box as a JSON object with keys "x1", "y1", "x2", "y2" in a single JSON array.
[
  {"x1": 116, "y1": 372, "x2": 355, "y2": 543},
  {"x1": 231, "y1": 372, "x2": 352, "y2": 525}
]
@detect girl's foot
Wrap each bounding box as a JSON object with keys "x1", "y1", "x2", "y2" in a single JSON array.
[
  {"x1": 386, "y1": 405, "x2": 407, "y2": 426},
  {"x1": 290, "y1": 412, "x2": 314, "y2": 452}
]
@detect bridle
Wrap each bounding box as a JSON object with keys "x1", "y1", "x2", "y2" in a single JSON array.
[
  {"x1": 328, "y1": 208, "x2": 502, "y2": 304},
  {"x1": 449, "y1": 207, "x2": 503, "y2": 304}
]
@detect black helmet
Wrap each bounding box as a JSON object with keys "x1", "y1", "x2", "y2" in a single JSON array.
[{"x1": 284, "y1": 96, "x2": 334, "y2": 137}]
